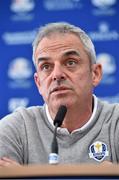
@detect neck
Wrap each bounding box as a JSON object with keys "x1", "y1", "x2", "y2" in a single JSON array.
[
  {"x1": 62, "y1": 104, "x2": 93, "y2": 132},
  {"x1": 48, "y1": 96, "x2": 94, "y2": 133},
  {"x1": 62, "y1": 96, "x2": 94, "y2": 132}
]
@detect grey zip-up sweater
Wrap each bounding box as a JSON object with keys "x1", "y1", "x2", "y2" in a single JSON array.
[{"x1": 0, "y1": 98, "x2": 119, "y2": 164}]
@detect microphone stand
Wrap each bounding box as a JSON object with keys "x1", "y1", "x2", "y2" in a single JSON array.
[
  {"x1": 49, "y1": 123, "x2": 59, "y2": 164},
  {"x1": 48, "y1": 105, "x2": 67, "y2": 165}
]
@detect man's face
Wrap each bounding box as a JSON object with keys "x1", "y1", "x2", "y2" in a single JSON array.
[{"x1": 34, "y1": 33, "x2": 101, "y2": 111}]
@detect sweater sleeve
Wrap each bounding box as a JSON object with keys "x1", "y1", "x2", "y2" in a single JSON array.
[{"x1": 0, "y1": 111, "x2": 26, "y2": 164}]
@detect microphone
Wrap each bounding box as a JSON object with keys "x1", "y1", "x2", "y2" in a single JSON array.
[
  {"x1": 48, "y1": 105, "x2": 67, "y2": 164},
  {"x1": 54, "y1": 105, "x2": 67, "y2": 127}
]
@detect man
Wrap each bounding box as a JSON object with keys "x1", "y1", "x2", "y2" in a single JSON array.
[{"x1": 0, "y1": 22, "x2": 119, "y2": 167}]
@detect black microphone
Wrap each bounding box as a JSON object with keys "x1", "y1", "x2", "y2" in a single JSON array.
[
  {"x1": 54, "y1": 105, "x2": 67, "y2": 127},
  {"x1": 48, "y1": 105, "x2": 67, "y2": 164}
]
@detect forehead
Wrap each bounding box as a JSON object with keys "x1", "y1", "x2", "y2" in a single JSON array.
[{"x1": 35, "y1": 33, "x2": 85, "y2": 56}]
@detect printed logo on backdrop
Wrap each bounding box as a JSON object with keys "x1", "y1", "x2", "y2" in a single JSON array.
[
  {"x1": 91, "y1": 0, "x2": 117, "y2": 16},
  {"x1": 8, "y1": 97, "x2": 29, "y2": 112},
  {"x1": 89, "y1": 22, "x2": 119, "y2": 41},
  {"x1": 43, "y1": 0, "x2": 82, "y2": 11},
  {"x1": 10, "y1": 0, "x2": 35, "y2": 21},
  {"x1": 2, "y1": 30, "x2": 36, "y2": 45},
  {"x1": 8, "y1": 57, "x2": 33, "y2": 88},
  {"x1": 97, "y1": 53, "x2": 116, "y2": 84}
]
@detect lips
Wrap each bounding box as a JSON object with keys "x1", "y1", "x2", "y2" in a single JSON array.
[{"x1": 50, "y1": 86, "x2": 71, "y2": 94}]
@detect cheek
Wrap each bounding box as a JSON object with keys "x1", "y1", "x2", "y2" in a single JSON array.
[
  {"x1": 38, "y1": 78, "x2": 50, "y2": 99},
  {"x1": 35, "y1": 71, "x2": 52, "y2": 101},
  {"x1": 74, "y1": 71, "x2": 92, "y2": 87},
  {"x1": 39, "y1": 80, "x2": 46, "y2": 94},
  {"x1": 73, "y1": 72, "x2": 85, "y2": 83}
]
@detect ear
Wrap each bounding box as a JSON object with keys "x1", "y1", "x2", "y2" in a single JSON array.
[
  {"x1": 92, "y1": 64, "x2": 102, "y2": 87},
  {"x1": 34, "y1": 72, "x2": 41, "y2": 90}
]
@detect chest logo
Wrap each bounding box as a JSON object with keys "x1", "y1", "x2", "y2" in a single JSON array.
[{"x1": 89, "y1": 141, "x2": 109, "y2": 162}]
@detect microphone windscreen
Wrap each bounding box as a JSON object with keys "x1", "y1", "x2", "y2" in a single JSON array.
[{"x1": 54, "y1": 105, "x2": 67, "y2": 127}]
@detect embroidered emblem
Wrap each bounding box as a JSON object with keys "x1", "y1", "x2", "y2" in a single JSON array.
[{"x1": 89, "y1": 141, "x2": 109, "y2": 162}]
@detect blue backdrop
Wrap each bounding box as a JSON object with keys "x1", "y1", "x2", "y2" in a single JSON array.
[{"x1": 0, "y1": 0, "x2": 119, "y2": 119}]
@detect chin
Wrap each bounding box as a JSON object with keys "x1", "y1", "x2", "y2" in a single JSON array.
[
  {"x1": 49, "y1": 96, "x2": 75, "y2": 107},
  {"x1": 51, "y1": 101, "x2": 73, "y2": 109}
]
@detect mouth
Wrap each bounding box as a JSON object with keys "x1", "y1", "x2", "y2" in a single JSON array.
[{"x1": 50, "y1": 86, "x2": 71, "y2": 94}]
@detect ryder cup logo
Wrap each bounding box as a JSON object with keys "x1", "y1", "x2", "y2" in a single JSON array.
[{"x1": 89, "y1": 141, "x2": 109, "y2": 162}]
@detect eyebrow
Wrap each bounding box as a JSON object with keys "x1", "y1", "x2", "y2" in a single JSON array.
[
  {"x1": 62, "y1": 50, "x2": 80, "y2": 58},
  {"x1": 37, "y1": 57, "x2": 50, "y2": 64},
  {"x1": 37, "y1": 50, "x2": 80, "y2": 64}
]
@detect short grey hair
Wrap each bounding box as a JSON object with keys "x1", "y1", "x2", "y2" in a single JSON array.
[{"x1": 32, "y1": 22, "x2": 96, "y2": 66}]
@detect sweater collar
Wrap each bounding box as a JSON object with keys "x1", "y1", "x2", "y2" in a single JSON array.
[{"x1": 45, "y1": 95, "x2": 98, "y2": 134}]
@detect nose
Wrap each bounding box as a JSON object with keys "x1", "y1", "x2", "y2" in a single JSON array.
[{"x1": 52, "y1": 63, "x2": 66, "y2": 82}]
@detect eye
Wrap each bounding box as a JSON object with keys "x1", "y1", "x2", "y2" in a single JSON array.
[
  {"x1": 66, "y1": 59, "x2": 78, "y2": 67},
  {"x1": 41, "y1": 63, "x2": 52, "y2": 71}
]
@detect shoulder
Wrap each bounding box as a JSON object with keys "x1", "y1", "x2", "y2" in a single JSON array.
[
  {"x1": 97, "y1": 98, "x2": 119, "y2": 120},
  {"x1": 0, "y1": 105, "x2": 46, "y2": 128},
  {"x1": 98, "y1": 98, "x2": 119, "y2": 111}
]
